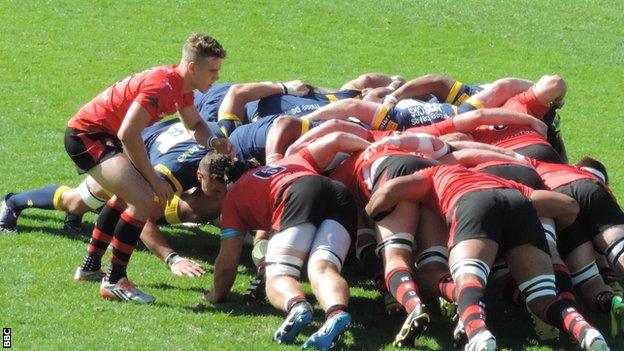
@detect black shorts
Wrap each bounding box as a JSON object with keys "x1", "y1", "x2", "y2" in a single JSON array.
[
  {"x1": 514, "y1": 144, "x2": 563, "y2": 163},
  {"x1": 275, "y1": 175, "x2": 357, "y2": 236},
  {"x1": 447, "y1": 189, "x2": 548, "y2": 254},
  {"x1": 556, "y1": 179, "x2": 624, "y2": 257},
  {"x1": 371, "y1": 155, "x2": 438, "y2": 193},
  {"x1": 64, "y1": 127, "x2": 123, "y2": 174},
  {"x1": 479, "y1": 164, "x2": 546, "y2": 190}
]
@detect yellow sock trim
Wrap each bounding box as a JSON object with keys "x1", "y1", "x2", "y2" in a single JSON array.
[
  {"x1": 445, "y1": 81, "x2": 463, "y2": 103},
  {"x1": 219, "y1": 125, "x2": 229, "y2": 137},
  {"x1": 53, "y1": 186, "x2": 70, "y2": 210},
  {"x1": 465, "y1": 97, "x2": 484, "y2": 109},
  {"x1": 300, "y1": 118, "x2": 311, "y2": 135},
  {"x1": 218, "y1": 112, "x2": 242, "y2": 122},
  {"x1": 164, "y1": 195, "x2": 181, "y2": 224}
]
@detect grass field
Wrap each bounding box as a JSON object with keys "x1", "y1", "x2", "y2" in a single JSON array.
[{"x1": 1, "y1": 1, "x2": 623, "y2": 350}]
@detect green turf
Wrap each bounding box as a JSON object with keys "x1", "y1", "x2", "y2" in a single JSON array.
[{"x1": 1, "y1": 1, "x2": 623, "y2": 350}]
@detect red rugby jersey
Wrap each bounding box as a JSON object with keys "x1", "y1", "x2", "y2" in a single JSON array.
[
  {"x1": 527, "y1": 158, "x2": 604, "y2": 189},
  {"x1": 329, "y1": 144, "x2": 417, "y2": 206},
  {"x1": 419, "y1": 164, "x2": 534, "y2": 217},
  {"x1": 68, "y1": 65, "x2": 194, "y2": 134},
  {"x1": 470, "y1": 125, "x2": 550, "y2": 150},
  {"x1": 219, "y1": 148, "x2": 321, "y2": 233}
]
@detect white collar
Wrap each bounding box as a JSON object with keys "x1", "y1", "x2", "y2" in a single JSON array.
[{"x1": 581, "y1": 167, "x2": 606, "y2": 183}]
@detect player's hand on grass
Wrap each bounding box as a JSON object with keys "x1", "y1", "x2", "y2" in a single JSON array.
[
  {"x1": 150, "y1": 176, "x2": 174, "y2": 204},
  {"x1": 170, "y1": 257, "x2": 205, "y2": 277},
  {"x1": 203, "y1": 290, "x2": 225, "y2": 304},
  {"x1": 281, "y1": 80, "x2": 310, "y2": 96}
]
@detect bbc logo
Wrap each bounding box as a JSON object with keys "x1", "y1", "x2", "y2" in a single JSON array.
[{"x1": 2, "y1": 328, "x2": 10, "y2": 349}]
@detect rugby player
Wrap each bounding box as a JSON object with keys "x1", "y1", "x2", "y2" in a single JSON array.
[
  {"x1": 204, "y1": 132, "x2": 370, "y2": 349},
  {"x1": 300, "y1": 76, "x2": 534, "y2": 131},
  {"x1": 365, "y1": 163, "x2": 610, "y2": 351},
  {"x1": 63, "y1": 33, "x2": 230, "y2": 303}
]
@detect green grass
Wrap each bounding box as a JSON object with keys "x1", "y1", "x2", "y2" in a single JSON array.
[{"x1": 1, "y1": 0, "x2": 623, "y2": 350}]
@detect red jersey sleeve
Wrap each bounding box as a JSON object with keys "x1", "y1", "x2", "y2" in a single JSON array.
[{"x1": 219, "y1": 193, "x2": 249, "y2": 235}]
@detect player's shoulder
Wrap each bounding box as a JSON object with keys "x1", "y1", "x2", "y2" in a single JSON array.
[{"x1": 139, "y1": 65, "x2": 183, "y2": 89}]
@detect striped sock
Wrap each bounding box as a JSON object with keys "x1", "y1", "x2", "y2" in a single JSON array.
[
  {"x1": 82, "y1": 200, "x2": 122, "y2": 271},
  {"x1": 457, "y1": 280, "x2": 487, "y2": 339},
  {"x1": 545, "y1": 298, "x2": 592, "y2": 344},
  {"x1": 108, "y1": 211, "x2": 145, "y2": 284},
  {"x1": 438, "y1": 273, "x2": 456, "y2": 302},
  {"x1": 553, "y1": 263, "x2": 576, "y2": 302},
  {"x1": 386, "y1": 267, "x2": 422, "y2": 313}
]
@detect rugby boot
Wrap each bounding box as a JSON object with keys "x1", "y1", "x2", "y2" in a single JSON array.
[
  {"x1": 74, "y1": 266, "x2": 107, "y2": 282},
  {"x1": 453, "y1": 320, "x2": 468, "y2": 348},
  {"x1": 610, "y1": 295, "x2": 624, "y2": 337},
  {"x1": 465, "y1": 329, "x2": 496, "y2": 351},
  {"x1": 0, "y1": 193, "x2": 18, "y2": 232},
  {"x1": 63, "y1": 213, "x2": 84, "y2": 235},
  {"x1": 580, "y1": 328, "x2": 610, "y2": 351},
  {"x1": 99, "y1": 277, "x2": 155, "y2": 304},
  {"x1": 274, "y1": 301, "x2": 313, "y2": 344},
  {"x1": 527, "y1": 308, "x2": 559, "y2": 341},
  {"x1": 243, "y1": 273, "x2": 266, "y2": 304},
  {"x1": 393, "y1": 304, "x2": 429, "y2": 348},
  {"x1": 302, "y1": 311, "x2": 351, "y2": 351}
]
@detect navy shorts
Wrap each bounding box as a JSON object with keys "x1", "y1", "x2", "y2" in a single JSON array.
[
  {"x1": 64, "y1": 127, "x2": 123, "y2": 174},
  {"x1": 447, "y1": 189, "x2": 548, "y2": 254}
]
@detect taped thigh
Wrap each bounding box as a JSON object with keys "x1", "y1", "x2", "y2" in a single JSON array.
[
  {"x1": 265, "y1": 223, "x2": 316, "y2": 278},
  {"x1": 78, "y1": 177, "x2": 109, "y2": 210},
  {"x1": 308, "y1": 219, "x2": 351, "y2": 271}
]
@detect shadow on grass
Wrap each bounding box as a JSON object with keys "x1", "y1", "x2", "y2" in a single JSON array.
[
  {"x1": 16, "y1": 212, "x2": 233, "y2": 267},
  {"x1": 184, "y1": 292, "x2": 284, "y2": 318}
]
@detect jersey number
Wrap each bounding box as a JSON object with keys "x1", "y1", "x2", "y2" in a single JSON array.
[
  {"x1": 155, "y1": 123, "x2": 192, "y2": 153},
  {"x1": 253, "y1": 166, "x2": 286, "y2": 179}
]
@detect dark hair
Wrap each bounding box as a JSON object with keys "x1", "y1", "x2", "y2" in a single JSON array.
[
  {"x1": 576, "y1": 156, "x2": 609, "y2": 184},
  {"x1": 183, "y1": 33, "x2": 227, "y2": 62},
  {"x1": 199, "y1": 153, "x2": 259, "y2": 184}
]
